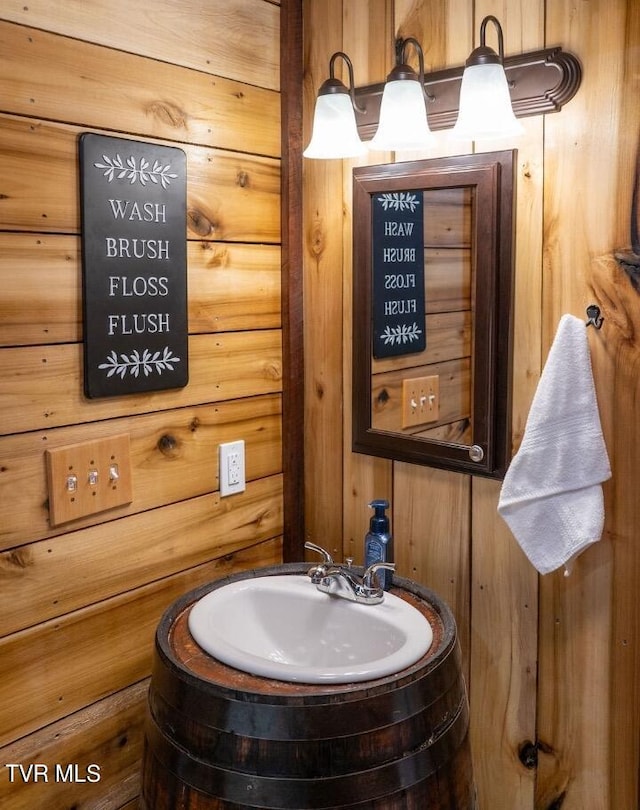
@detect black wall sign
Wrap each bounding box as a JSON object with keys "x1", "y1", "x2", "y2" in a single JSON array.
[
  {"x1": 372, "y1": 191, "x2": 426, "y2": 359},
  {"x1": 79, "y1": 133, "x2": 188, "y2": 398}
]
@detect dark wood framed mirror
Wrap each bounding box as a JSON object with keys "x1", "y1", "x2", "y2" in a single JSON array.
[{"x1": 352, "y1": 150, "x2": 516, "y2": 478}]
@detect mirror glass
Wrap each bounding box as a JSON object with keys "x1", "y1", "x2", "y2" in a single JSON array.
[{"x1": 352, "y1": 151, "x2": 516, "y2": 478}]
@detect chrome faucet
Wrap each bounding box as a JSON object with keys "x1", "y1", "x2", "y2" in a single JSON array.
[{"x1": 304, "y1": 541, "x2": 395, "y2": 605}]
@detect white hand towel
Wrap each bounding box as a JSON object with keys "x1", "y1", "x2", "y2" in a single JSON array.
[{"x1": 498, "y1": 314, "x2": 611, "y2": 575}]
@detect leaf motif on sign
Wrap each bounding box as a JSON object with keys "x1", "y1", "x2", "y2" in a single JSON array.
[
  {"x1": 377, "y1": 192, "x2": 420, "y2": 212},
  {"x1": 94, "y1": 154, "x2": 178, "y2": 188},
  {"x1": 379, "y1": 323, "x2": 423, "y2": 346},
  {"x1": 98, "y1": 347, "x2": 181, "y2": 379}
]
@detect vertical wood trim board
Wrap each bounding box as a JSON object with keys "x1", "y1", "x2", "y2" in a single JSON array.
[{"x1": 280, "y1": 0, "x2": 305, "y2": 560}]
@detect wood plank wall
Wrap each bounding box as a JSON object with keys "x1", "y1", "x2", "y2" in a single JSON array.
[
  {"x1": 303, "y1": 1, "x2": 640, "y2": 808},
  {"x1": 0, "y1": 1, "x2": 287, "y2": 807}
]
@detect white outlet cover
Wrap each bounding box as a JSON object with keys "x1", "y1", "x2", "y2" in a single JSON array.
[{"x1": 219, "y1": 440, "x2": 246, "y2": 496}]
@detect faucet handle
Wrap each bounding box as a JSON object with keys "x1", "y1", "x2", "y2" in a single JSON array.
[
  {"x1": 362, "y1": 561, "x2": 396, "y2": 590},
  {"x1": 304, "y1": 541, "x2": 334, "y2": 565},
  {"x1": 305, "y1": 542, "x2": 335, "y2": 585}
]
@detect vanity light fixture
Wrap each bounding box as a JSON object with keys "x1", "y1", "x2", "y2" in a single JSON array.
[
  {"x1": 303, "y1": 51, "x2": 367, "y2": 159},
  {"x1": 451, "y1": 15, "x2": 524, "y2": 140},
  {"x1": 304, "y1": 18, "x2": 582, "y2": 158},
  {"x1": 368, "y1": 37, "x2": 436, "y2": 152}
]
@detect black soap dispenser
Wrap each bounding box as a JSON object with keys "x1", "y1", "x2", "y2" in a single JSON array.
[{"x1": 364, "y1": 499, "x2": 393, "y2": 590}]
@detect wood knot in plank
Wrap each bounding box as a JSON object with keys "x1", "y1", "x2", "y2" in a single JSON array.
[
  {"x1": 615, "y1": 250, "x2": 640, "y2": 292},
  {"x1": 158, "y1": 434, "x2": 179, "y2": 457},
  {"x1": 188, "y1": 208, "x2": 217, "y2": 237},
  {"x1": 522, "y1": 162, "x2": 533, "y2": 179},
  {"x1": 518, "y1": 740, "x2": 538, "y2": 769},
  {"x1": 199, "y1": 242, "x2": 228, "y2": 268},
  {"x1": 546, "y1": 792, "x2": 567, "y2": 809},
  {"x1": 252, "y1": 508, "x2": 273, "y2": 528},
  {"x1": 307, "y1": 221, "x2": 326, "y2": 259},
  {"x1": 1, "y1": 547, "x2": 33, "y2": 573},
  {"x1": 264, "y1": 361, "x2": 282, "y2": 381},
  {"x1": 147, "y1": 100, "x2": 187, "y2": 129}
]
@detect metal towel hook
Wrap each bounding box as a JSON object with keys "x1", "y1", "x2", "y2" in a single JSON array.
[{"x1": 585, "y1": 304, "x2": 604, "y2": 329}]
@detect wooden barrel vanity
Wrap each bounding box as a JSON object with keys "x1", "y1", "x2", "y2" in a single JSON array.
[{"x1": 141, "y1": 563, "x2": 476, "y2": 809}]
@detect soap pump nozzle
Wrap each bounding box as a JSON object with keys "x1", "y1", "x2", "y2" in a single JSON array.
[{"x1": 368, "y1": 499, "x2": 390, "y2": 533}]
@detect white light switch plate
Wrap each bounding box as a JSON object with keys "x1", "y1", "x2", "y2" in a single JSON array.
[{"x1": 219, "y1": 440, "x2": 246, "y2": 496}]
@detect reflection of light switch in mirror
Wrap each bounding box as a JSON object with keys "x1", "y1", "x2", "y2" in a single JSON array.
[{"x1": 402, "y1": 375, "x2": 440, "y2": 428}]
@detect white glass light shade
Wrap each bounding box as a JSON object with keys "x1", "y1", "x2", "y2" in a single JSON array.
[
  {"x1": 368, "y1": 79, "x2": 436, "y2": 151},
  {"x1": 451, "y1": 63, "x2": 524, "y2": 140},
  {"x1": 303, "y1": 92, "x2": 366, "y2": 159}
]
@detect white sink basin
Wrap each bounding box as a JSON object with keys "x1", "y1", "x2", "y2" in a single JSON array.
[{"x1": 187, "y1": 574, "x2": 433, "y2": 684}]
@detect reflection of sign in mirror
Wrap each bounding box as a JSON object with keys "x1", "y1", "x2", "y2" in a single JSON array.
[
  {"x1": 80, "y1": 133, "x2": 188, "y2": 398},
  {"x1": 372, "y1": 191, "x2": 426, "y2": 358},
  {"x1": 353, "y1": 152, "x2": 516, "y2": 478}
]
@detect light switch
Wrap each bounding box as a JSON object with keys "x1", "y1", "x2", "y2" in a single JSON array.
[
  {"x1": 402, "y1": 375, "x2": 440, "y2": 428},
  {"x1": 46, "y1": 434, "x2": 133, "y2": 526}
]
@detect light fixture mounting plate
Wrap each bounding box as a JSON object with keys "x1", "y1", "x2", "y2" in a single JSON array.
[{"x1": 353, "y1": 47, "x2": 582, "y2": 137}]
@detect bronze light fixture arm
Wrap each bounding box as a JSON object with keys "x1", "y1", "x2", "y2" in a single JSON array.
[
  {"x1": 393, "y1": 36, "x2": 435, "y2": 102},
  {"x1": 320, "y1": 50, "x2": 366, "y2": 114},
  {"x1": 353, "y1": 46, "x2": 583, "y2": 138}
]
